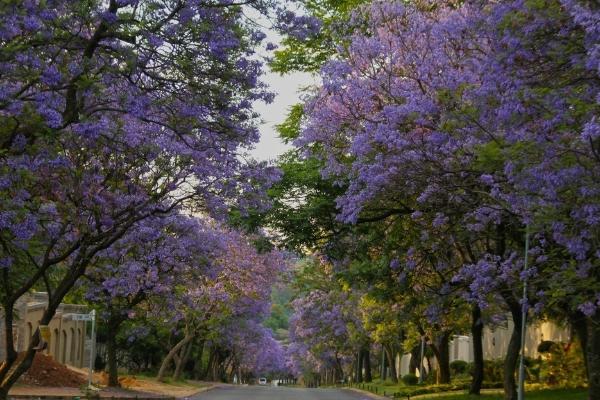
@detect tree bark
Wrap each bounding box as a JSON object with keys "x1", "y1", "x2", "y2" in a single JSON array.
[
  {"x1": 363, "y1": 348, "x2": 372, "y2": 382},
  {"x1": 470, "y1": 305, "x2": 484, "y2": 395},
  {"x1": 193, "y1": 340, "x2": 205, "y2": 379},
  {"x1": 157, "y1": 332, "x2": 193, "y2": 381},
  {"x1": 431, "y1": 332, "x2": 451, "y2": 384},
  {"x1": 587, "y1": 314, "x2": 600, "y2": 400},
  {"x1": 384, "y1": 344, "x2": 398, "y2": 383},
  {"x1": 106, "y1": 327, "x2": 120, "y2": 387},
  {"x1": 502, "y1": 294, "x2": 522, "y2": 400},
  {"x1": 381, "y1": 345, "x2": 387, "y2": 380},
  {"x1": 569, "y1": 311, "x2": 589, "y2": 378},
  {"x1": 409, "y1": 344, "x2": 421, "y2": 375},
  {"x1": 357, "y1": 351, "x2": 363, "y2": 382},
  {"x1": 106, "y1": 312, "x2": 127, "y2": 387},
  {"x1": 173, "y1": 338, "x2": 193, "y2": 380}
]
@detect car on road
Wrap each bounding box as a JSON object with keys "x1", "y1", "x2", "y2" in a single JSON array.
[{"x1": 258, "y1": 377, "x2": 267, "y2": 385}]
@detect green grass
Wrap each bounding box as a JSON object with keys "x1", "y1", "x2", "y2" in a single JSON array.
[
  {"x1": 347, "y1": 381, "x2": 587, "y2": 400},
  {"x1": 415, "y1": 388, "x2": 586, "y2": 400}
]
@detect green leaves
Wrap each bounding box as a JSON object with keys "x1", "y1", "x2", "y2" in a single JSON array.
[{"x1": 271, "y1": 0, "x2": 367, "y2": 74}]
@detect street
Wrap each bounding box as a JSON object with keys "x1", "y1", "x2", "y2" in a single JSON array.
[{"x1": 191, "y1": 386, "x2": 371, "y2": 400}]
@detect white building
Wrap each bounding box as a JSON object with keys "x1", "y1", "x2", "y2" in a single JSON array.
[
  {"x1": 398, "y1": 317, "x2": 571, "y2": 376},
  {"x1": 0, "y1": 292, "x2": 90, "y2": 368}
]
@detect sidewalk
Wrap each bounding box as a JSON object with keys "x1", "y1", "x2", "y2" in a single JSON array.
[
  {"x1": 8, "y1": 382, "x2": 221, "y2": 399},
  {"x1": 344, "y1": 387, "x2": 391, "y2": 399}
]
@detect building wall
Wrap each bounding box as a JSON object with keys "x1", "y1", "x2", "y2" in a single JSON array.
[
  {"x1": 398, "y1": 317, "x2": 570, "y2": 376},
  {"x1": 482, "y1": 318, "x2": 570, "y2": 360},
  {"x1": 0, "y1": 292, "x2": 88, "y2": 368}
]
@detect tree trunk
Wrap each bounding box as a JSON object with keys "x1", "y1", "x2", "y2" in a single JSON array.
[
  {"x1": 106, "y1": 327, "x2": 120, "y2": 387},
  {"x1": 381, "y1": 345, "x2": 387, "y2": 380},
  {"x1": 502, "y1": 294, "x2": 522, "y2": 400},
  {"x1": 384, "y1": 344, "x2": 398, "y2": 383},
  {"x1": 173, "y1": 338, "x2": 194, "y2": 380},
  {"x1": 157, "y1": 332, "x2": 193, "y2": 381},
  {"x1": 409, "y1": 345, "x2": 421, "y2": 375},
  {"x1": 431, "y1": 332, "x2": 451, "y2": 384},
  {"x1": 363, "y1": 348, "x2": 372, "y2": 382},
  {"x1": 570, "y1": 311, "x2": 589, "y2": 378},
  {"x1": 357, "y1": 351, "x2": 363, "y2": 383},
  {"x1": 106, "y1": 313, "x2": 126, "y2": 387},
  {"x1": 470, "y1": 305, "x2": 484, "y2": 395},
  {"x1": 587, "y1": 313, "x2": 600, "y2": 400},
  {"x1": 203, "y1": 347, "x2": 216, "y2": 380},
  {"x1": 193, "y1": 340, "x2": 205, "y2": 379}
]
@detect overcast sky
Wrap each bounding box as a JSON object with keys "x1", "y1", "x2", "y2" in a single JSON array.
[
  {"x1": 246, "y1": 9, "x2": 316, "y2": 162},
  {"x1": 250, "y1": 70, "x2": 314, "y2": 161}
]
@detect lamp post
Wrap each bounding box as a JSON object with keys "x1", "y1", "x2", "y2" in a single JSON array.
[{"x1": 517, "y1": 225, "x2": 530, "y2": 400}]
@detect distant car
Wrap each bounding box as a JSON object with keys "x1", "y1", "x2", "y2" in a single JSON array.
[{"x1": 258, "y1": 377, "x2": 267, "y2": 385}]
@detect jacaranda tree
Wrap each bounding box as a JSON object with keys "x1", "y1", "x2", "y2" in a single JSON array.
[
  {"x1": 0, "y1": 0, "x2": 281, "y2": 396},
  {"x1": 298, "y1": 1, "x2": 599, "y2": 399},
  {"x1": 84, "y1": 214, "x2": 227, "y2": 386}
]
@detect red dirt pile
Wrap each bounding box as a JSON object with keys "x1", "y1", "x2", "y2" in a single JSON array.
[
  {"x1": 19, "y1": 353, "x2": 87, "y2": 387},
  {"x1": 98, "y1": 371, "x2": 139, "y2": 388}
]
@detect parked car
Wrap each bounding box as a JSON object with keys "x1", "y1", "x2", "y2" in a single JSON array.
[{"x1": 258, "y1": 377, "x2": 267, "y2": 385}]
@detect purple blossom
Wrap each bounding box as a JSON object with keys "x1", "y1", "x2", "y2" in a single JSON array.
[
  {"x1": 578, "y1": 301, "x2": 597, "y2": 317},
  {"x1": 41, "y1": 65, "x2": 62, "y2": 86}
]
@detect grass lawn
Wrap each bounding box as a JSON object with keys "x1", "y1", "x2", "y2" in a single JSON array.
[
  {"x1": 414, "y1": 388, "x2": 586, "y2": 399},
  {"x1": 346, "y1": 381, "x2": 587, "y2": 400}
]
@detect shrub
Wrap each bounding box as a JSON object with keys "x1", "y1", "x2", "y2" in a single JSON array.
[
  {"x1": 539, "y1": 340, "x2": 586, "y2": 387},
  {"x1": 450, "y1": 360, "x2": 468, "y2": 375},
  {"x1": 483, "y1": 359, "x2": 504, "y2": 382},
  {"x1": 402, "y1": 373, "x2": 419, "y2": 385}
]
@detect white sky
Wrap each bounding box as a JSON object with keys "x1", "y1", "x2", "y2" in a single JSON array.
[
  {"x1": 250, "y1": 70, "x2": 313, "y2": 161},
  {"x1": 245, "y1": 8, "x2": 316, "y2": 162}
]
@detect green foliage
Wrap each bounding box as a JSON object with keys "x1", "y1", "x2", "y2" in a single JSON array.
[
  {"x1": 450, "y1": 360, "x2": 469, "y2": 375},
  {"x1": 292, "y1": 257, "x2": 337, "y2": 295},
  {"x1": 538, "y1": 341, "x2": 587, "y2": 387},
  {"x1": 276, "y1": 104, "x2": 305, "y2": 143},
  {"x1": 482, "y1": 360, "x2": 504, "y2": 383},
  {"x1": 390, "y1": 382, "x2": 505, "y2": 398},
  {"x1": 271, "y1": 0, "x2": 366, "y2": 74},
  {"x1": 395, "y1": 388, "x2": 587, "y2": 400},
  {"x1": 402, "y1": 373, "x2": 419, "y2": 385}
]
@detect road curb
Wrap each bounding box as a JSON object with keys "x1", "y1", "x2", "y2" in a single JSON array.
[
  {"x1": 7, "y1": 383, "x2": 224, "y2": 400},
  {"x1": 344, "y1": 387, "x2": 390, "y2": 399},
  {"x1": 179, "y1": 384, "x2": 223, "y2": 399}
]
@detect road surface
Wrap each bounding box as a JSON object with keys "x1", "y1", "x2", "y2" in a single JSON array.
[{"x1": 191, "y1": 386, "x2": 372, "y2": 400}]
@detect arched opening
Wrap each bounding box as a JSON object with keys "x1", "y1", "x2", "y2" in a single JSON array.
[
  {"x1": 77, "y1": 328, "x2": 83, "y2": 366},
  {"x1": 53, "y1": 328, "x2": 60, "y2": 359},
  {"x1": 70, "y1": 328, "x2": 76, "y2": 364},
  {"x1": 61, "y1": 330, "x2": 67, "y2": 364},
  {"x1": 27, "y1": 323, "x2": 33, "y2": 345}
]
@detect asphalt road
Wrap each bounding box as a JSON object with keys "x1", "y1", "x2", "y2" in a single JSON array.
[{"x1": 191, "y1": 386, "x2": 371, "y2": 400}]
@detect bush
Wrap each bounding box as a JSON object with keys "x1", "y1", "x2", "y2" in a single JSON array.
[
  {"x1": 402, "y1": 373, "x2": 419, "y2": 385},
  {"x1": 390, "y1": 382, "x2": 504, "y2": 399},
  {"x1": 539, "y1": 340, "x2": 586, "y2": 387},
  {"x1": 483, "y1": 359, "x2": 504, "y2": 382},
  {"x1": 450, "y1": 360, "x2": 468, "y2": 375}
]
